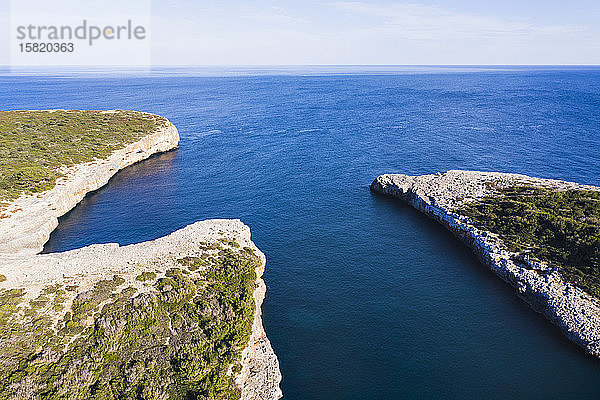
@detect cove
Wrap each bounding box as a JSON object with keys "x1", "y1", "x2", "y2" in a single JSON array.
[{"x1": 2, "y1": 66, "x2": 599, "y2": 399}]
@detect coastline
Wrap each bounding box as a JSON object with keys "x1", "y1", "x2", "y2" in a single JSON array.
[
  {"x1": 0, "y1": 113, "x2": 282, "y2": 398},
  {"x1": 236, "y1": 240, "x2": 284, "y2": 400},
  {"x1": 371, "y1": 170, "x2": 600, "y2": 357},
  {"x1": 0, "y1": 114, "x2": 179, "y2": 256}
]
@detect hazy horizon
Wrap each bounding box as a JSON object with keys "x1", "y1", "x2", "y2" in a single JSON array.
[{"x1": 1, "y1": 0, "x2": 600, "y2": 66}]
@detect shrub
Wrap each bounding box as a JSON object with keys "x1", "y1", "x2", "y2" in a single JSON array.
[{"x1": 460, "y1": 185, "x2": 600, "y2": 296}]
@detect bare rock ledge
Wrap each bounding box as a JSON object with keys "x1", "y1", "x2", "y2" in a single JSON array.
[
  {"x1": 371, "y1": 170, "x2": 600, "y2": 357},
  {"x1": 0, "y1": 115, "x2": 282, "y2": 398}
]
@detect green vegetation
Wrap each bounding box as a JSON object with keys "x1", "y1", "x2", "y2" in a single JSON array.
[
  {"x1": 135, "y1": 271, "x2": 157, "y2": 282},
  {"x1": 0, "y1": 110, "x2": 167, "y2": 205},
  {"x1": 460, "y1": 185, "x2": 600, "y2": 296},
  {"x1": 0, "y1": 244, "x2": 260, "y2": 399},
  {"x1": 0, "y1": 111, "x2": 259, "y2": 397}
]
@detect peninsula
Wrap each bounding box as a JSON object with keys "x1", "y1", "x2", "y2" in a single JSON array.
[
  {"x1": 0, "y1": 110, "x2": 281, "y2": 398},
  {"x1": 371, "y1": 170, "x2": 600, "y2": 357}
]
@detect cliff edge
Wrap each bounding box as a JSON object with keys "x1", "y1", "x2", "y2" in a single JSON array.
[
  {"x1": 0, "y1": 112, "x2": 179, "y2": 256},
  {"x1": 0, "y1": 111, "x2": 282, "y2": 398},
  {"x1": 371, "y1": 170, "x2": 600, "y2": 357}
]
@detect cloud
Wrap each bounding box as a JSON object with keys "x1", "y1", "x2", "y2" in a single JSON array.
[
  {"x1": 240, "y1": 5, "x2": 308, "y2": 25},
  {"x1": 326, "y1": 1, "x2": 588, "y2": 40},
  {"x1": 149, "y1": 0, "x2": 600, "y2": 65}
]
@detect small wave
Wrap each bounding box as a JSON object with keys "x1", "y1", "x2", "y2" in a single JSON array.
[
  {"x1": 189, "y1": 130, "x2": 222, "y2": 137},
  {"x1": 298, "y1": 128, "x2": 321, "y2": 134},
  {"x1": 466, "y1": 126, "x2": 496, "y2": 132}
]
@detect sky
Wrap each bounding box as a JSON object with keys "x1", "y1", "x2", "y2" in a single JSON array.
[{"x1": 2, "y1": 0, "x2": 600, "y2": 65}]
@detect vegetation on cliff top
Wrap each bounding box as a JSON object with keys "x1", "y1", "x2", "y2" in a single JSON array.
[
  {"x1": 0, "y1": 243, "x2": 259, "y2": 399},
  {"x1": 0, "y1": 110, "x2": 167, "y2": 206},
  {"x1": 460, "y1": 185, "x2": 600, "y2": 297}
]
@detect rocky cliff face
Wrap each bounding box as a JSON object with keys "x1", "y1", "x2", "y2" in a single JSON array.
[
  {"x1": 236, "y1": 261, "x2": 284, "y2": 400},
  {"x1": 0, "y1": 121, "x2": 179, "y2": 256},
  {"x1": 0, "y1": 115, "x2": 282, "y2": 398},
  {"x1": 371, "y1": 170, "x2": 600, "y2": 357},
  {"x1": 0, "y1": 220, "x2": 282, "y2": 398}
]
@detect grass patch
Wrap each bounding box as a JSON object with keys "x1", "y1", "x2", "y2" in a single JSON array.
[
  {"x1": 460, "y1": 185, "x2": 600, "y2": 296},
  {"x1": 135, "y1": 271, "x2": 157, "y2": 282},
  {"x1": 0, "y1": 110, "x2": 167, "y2": 205}
]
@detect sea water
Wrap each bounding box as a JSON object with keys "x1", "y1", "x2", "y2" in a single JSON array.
[{"x1": 2, "y1": 66, "x2": 600, "y2": 399}]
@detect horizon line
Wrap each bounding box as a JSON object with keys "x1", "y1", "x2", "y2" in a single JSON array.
[{"x1": 2, "y1": 64, "x2": 600, "y2": 68}]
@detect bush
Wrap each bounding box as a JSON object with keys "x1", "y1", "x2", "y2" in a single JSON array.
[
  {"x1": 0, "y1": 244, "x2": 260, "y2": 399},
  {"x1": 0, "y1": 110, "x2": 167, "y2": 204},
  {"x1": 460, "y1": 186, "x2": 600, "y2": 296}
]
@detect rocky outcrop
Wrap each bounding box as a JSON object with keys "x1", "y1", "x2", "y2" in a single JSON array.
[
  {"x1": 0, "y1": 113, "x2": 282, "y2": 398},
  {"x1": 371, "y1": 170, "x2": 600, "y2": 357},
  {"x1": 0, "y1": 220, "x2": 282, "y2": 398},
  {"x1": 236, "y1": 251, "x2": 284, "y2": 400},
  {"x1": 0, "y1": 119, "x2": 179, "y2": 256}
]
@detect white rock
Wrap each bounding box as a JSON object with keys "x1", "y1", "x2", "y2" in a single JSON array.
[
  {"x1": 0, "y1": 114, "x2": 282, "y2": 398},
  {"x1": 371, "y1": 170, "x2": 600, "y2": 357}
]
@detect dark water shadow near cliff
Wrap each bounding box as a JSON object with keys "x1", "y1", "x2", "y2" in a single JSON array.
[
  {"x1": 42, "y1": 149, "x2": 181, "y2": 253},
  {"x1": 370, "y1": 191, "x2": 600, "y2": 361},
  {"x1": 338, "y1": 191, "x2": 600, "y2": 399}
]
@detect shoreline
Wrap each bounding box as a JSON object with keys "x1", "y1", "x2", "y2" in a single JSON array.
[
  {"x1": 371, "y1": 170, "x2": 600, "y2": 358},
  {"x1": 0, "y1": 220, "x2": 282, "y2": 398},
  {"x1": 0, "y1": 114, "x2": 180, "y2": 256},
  {"x1": 0, "y1": 112, "x2": 282, "y2": 398}
]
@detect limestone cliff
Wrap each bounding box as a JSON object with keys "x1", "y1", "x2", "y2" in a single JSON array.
[
  {"x1": 371, "y1": 170, "x2": 600, "y2": 357},
  {"x1": 0, "y1": 112, "x2": 282, "y2": 398},
  {"x1": 0, "y1": 118, "x2": 179, "y2": 256}
]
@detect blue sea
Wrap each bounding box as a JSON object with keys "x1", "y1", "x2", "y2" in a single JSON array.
[{"x1": 3, "y1": 66, "x2": 600, "y2": 399}]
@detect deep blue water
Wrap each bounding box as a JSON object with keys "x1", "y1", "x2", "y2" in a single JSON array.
[{"x1": 3, "y1": 67, "x2": 600, "y2": 399}]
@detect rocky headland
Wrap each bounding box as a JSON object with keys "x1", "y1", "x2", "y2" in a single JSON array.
[
  {"x1": 0, "y1": 113, "x2": 179, "y2": 256},
  {"x1": 0, "y1": 110, "x2": 281, "y2": 398},
  {"x1": 371, "y1": 170, "x2": 600, "y2": 357}
]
